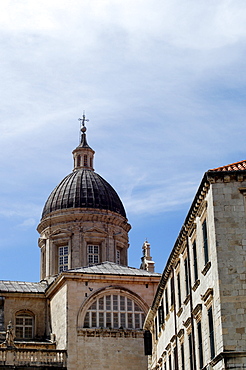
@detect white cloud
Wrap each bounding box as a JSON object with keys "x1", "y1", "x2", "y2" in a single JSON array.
[
  {"x1": 18, "y1": 218, "x2": 36, "y2": 229},
  {"x1": 1, "y1": 0, "x2": 246, "y2": 279}
]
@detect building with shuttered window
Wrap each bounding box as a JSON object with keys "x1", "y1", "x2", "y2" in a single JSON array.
[{"x1": 144, "y1": 160, "x2": 246, "y2": 369}]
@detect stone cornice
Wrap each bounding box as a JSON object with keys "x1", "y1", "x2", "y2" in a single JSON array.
[
  {"x1": 77, "y1": 328, "x2": 144, "y2": 338},
  {"x1": 45, "y1": 272, "x2": 160, "y2": 298},
  {"x1": 37, "y1": 208, "x2": 131, "y2": 234}
]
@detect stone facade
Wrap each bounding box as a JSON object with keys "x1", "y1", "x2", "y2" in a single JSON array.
[
  {"x1": 47, "y1": 270, "x2": 159, "y2": 369},
  {"x1": 0, "y1": 118, "x2": 160, "y2": 369},
  {"x1": 144, "y1": 164, "x2": 246, "y2": 369}
]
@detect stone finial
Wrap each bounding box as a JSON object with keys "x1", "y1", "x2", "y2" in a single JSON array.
[{"x1": 140, "y1": 240, "x2": 155, "y2": 272}]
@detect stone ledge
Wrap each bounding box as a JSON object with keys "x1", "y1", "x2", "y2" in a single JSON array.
[
  {"x1": 192, "y1": 279, "x2": 200, "y2": 292},
  {"x1": 201, "y1": 261, "x2": 211, "y2": 276},
  {"x1": 77, "y1": 328, "x2": 144, "y2": 338}
]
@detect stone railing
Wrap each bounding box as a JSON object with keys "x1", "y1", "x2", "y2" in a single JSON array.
[{"x1": 0, "y1": 348, "x2": 66, "y2": 367}]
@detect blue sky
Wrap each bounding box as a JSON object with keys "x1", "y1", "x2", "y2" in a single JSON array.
[{"x1": 1, "y1": 0, "x2": 246, "y2": 281}]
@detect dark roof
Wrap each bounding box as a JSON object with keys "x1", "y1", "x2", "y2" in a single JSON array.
[
  {"x1": 42, "y1": 169, "x2": 126, "y2": 218},
  {"x1": 210, "y1": 159, "x2": 246, "y2": 172},
  {"x1": 0, "y1": 281, "x2": 47, "y2": 293},
  {"x1": 68, "y1": 261, "x2": 161, "y2": 277},
  {"x1": 79, "y1": 132, "x2": 92, "y2": 149}
]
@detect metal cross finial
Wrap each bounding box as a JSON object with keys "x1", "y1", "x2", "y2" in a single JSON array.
[{"x1": 78, "y1": 112, "x2": 89, "y2": 129}]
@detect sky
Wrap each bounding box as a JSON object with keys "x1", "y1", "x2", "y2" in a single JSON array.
[{"x1": 1, "y1": 0, "x2": 246, "y2": 281}]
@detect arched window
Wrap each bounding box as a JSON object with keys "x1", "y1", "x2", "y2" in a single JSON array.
[
  {"x1": 15, "y1": 312, "x2": 34, "y2": 339},
  {"x1": 84, "y1": 155, "x2": 88, "y2": 167},
  {"x1": 77, "y1": 155, "x2": 81, "y2": 167},
  {"x1": 83, "y1": 294, "x2": 145, "y2": 329}
]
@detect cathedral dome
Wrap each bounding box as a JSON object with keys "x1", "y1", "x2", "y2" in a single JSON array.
[{"x1": 42, "y1": 168, "x2": 126, "y2": 218}]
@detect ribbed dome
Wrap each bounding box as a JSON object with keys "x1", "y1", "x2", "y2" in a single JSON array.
[{"x1": 42, "y1": 169, "x2": 126, "y2": 218}]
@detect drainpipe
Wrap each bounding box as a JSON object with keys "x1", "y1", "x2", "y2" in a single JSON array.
[{"x1": 186, "y1": 236, "x2": 197, "y2": 370}]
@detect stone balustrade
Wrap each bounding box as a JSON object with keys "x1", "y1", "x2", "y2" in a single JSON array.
[{"x1": 0, "y1": 348, "x2": 66, "y2": 367}]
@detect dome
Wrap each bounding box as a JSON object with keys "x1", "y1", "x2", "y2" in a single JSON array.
[{"x1": 42, "y1": 169, "x2": 126, "y2": 218}]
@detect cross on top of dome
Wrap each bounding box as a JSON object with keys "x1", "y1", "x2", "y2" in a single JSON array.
[{"x1": 78, "y1": 112, "x2": 89, "y2": 134}]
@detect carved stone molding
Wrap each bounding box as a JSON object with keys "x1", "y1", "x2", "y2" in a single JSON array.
[
  {"x1": 192, "y1": 304, "x2": 202, "y2": 322},
  {"x1": 183, "y1": 317, "x2": 192, "y2": 335},
  {"x1": 192, "y1": 279, "x2": 200, "y2": 292},
  {"x1": 201, "y1": 288, "x2": 213, "y2": 308},
  {"x1": 201, "y1": 261, "x2": 211, "y2": 276},
  {"x1": 77, "y1": 328, "x2": 144, "y2": 338}
]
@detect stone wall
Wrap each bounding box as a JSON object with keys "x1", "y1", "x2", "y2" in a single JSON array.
[
  {"x1": 213, "y1": 180, "x2": 246, "y2": 352},
  {"x1": 2, "y1": 295, "x2": 46, "y2": 340}
]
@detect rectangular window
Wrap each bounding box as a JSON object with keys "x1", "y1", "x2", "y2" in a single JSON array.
[
  {"x1": 180, "y1": 342, "x2": 184, "y2": 370},
  {"x1": 202, "y1": 220, "x2": 209, "y2": 264},
  {"x1": 171, "y1": 275, "x2": 175, "y2": 306},
  {"x1": 113, "y1": 295, "x2": 118, "y2": 310},
  {"x1": 58, "y1": 246, "x2": 69, "y2": 272},
  {"x1": 158, "y1": 300, "x2": 164, "y2": 331},
  {"x1": 169, "y1": 353, "x2": 172, "y2": 370},
  {"x1": 116, "y1": 249, "x2": 120, "y2": 264},
  {"x1": 106, "y1": 295, "x2": 111, "y2": 310},
  {"x1": 192, "y1": 240, "x2": 198, "y2": 281},
  {"x1": 0, "y1": 297, "x2": 4, "y2": 331},
  {"x1": 177, "y1": 272, "x2": 182, "y2": 309},
  {"x1": 155, "y1": 317, "x2": 158, "y2": 340},
  {"x1": 188, "y1": 333, "x2": 193, "y2": 370},
  {"x1": 113, "y1": 312, "x2": 118, "y2": 328},
  {"x1": 127, "y1": 313, "x2": 133, "y2": 328},
  {"x1": 173, "y1": 346, "x2": 178, "y2": 370},
  {"x1": 88, "y1": 245, "x2": 99, "y2": 265},
  {"x1": 184, "y1": 258, "x2": 189, "y2": 297},
  {"x1": 120, "y1": 296, "x2": 125, "y2": 311},
  {"x1": 99, "y1": 312, "x2": 104, "y2": 327},
  {"x1": 15, "y1": 315, "x2": 34, "y2": 339},
  {"x1": 106, "y1": 312, "x2": 111, "y2": 328},
  {"x1": 135, "y1": 313, "x2": 140, "y2": 329},
  {"x1": 120, "y1": 312, "x2": 126, "y2": 328},
  {"x1": 197, "y1": 321, "x2": 204, "y2": 369},
  {"x1": 165, "y1": 288, "x2": 169, "y2": 315},
  {"x1": 127, "y1": 298, "x2": 132, "y2": 311},
  {"x1": 208, "y1": 307, "x2": 215, "y2": 359}
]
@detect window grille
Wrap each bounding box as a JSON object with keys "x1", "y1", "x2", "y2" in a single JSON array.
[
  {"x1": 83, "y1": 294, "x2": 145, "y2": 329},
  {"x1": 88, "y1": 245, "x2": 99, "y2": 265},
  {"x1": 58, "y1": 246, "x2": 68, "y2": 272},
  {"x1": 15, "y1": 313, "x2": 34, "y2": 339}
]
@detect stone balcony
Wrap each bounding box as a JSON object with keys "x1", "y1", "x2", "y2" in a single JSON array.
[{"x1": 0, "y1": 347, "x2": 67, "y2": 368}]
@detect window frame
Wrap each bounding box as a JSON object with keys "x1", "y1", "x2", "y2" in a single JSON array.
[
  {"x1": 58, "y1": 245, "x2": 69, "y2": 273},
  {"x1": 87, "y1": 244, "x2": 100, "y2": 265},
  {"x1": 15, "y1": 311, "x2": 35, "y2": 340},
  {"x1": 82, "y1": 293, "x2": 146, "y2": 330},
  {"x1": 202, "y1": 219, "x2": 209, "y2": 265}
]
